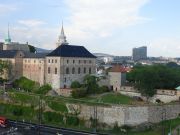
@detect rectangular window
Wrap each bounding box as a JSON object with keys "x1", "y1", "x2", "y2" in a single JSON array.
[
  {"x1": 48, "y1": 59, "x2": 50, "y2": 63},
  {"x1": 84, "y1": 67, "x2": 86, "y2": 73},
  {"x1": 55, "y1": 68, "x2": 57, "y2": 74},
  {"x1": 84, "y1": 60, "x2": 86, "y2": 64},
  {"x1": 52, "y1": 59, "x2": 54, "y2": 63},
  {"x1": 48, "y1": 67, "x2": 50, "y2": 74},
  {"x1": 34, "y1": 60, "x2": 36, "y2": 63},
  {"x1": 89, "y1": 60, "x2": 92, "y2": 64},
  {"x1": 73, "y1": 60, "x2": 75, "y2": 64},
  {"x1": 79, "y1": 60, "x2": 81, "y2": 64},
  {"x1": 67, "y1": 60, "x2": 69, "y2": 64},
  {"x1": 55, "y1": 59, "x2": 57, "y2": 63}
]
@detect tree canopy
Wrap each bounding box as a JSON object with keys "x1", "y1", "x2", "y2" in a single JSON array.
[
  {"x1": 127, "y1": 65, "x2": 180, "y2": 97},
  {"x1": 83, "y1": 75, "x2": 99, "y2": 94},
  {"x1": 28, "y1": 45, "x2": 36, "y2": 53}
]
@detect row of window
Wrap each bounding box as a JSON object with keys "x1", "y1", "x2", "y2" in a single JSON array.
[
  {"x1": 24, "y1": 65, "x2": 41, "y2": 70},
  {"x1": 48, "y1": 59, "x2": 92, "y2": 64},
  {"x1": 24, "y1": 59, "x2": 42, "y2": 63},
  {"x1": 48, "y1": 67, "x2": 92, "y2": 74}
]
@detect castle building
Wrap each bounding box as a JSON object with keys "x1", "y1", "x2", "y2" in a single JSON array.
[
  {"x1": 0, "y1": 25, "x2": 30, "y2": 52},
  {"x1": 109, "y1": 65, "x2": 127, "y2": 91},
  {"x1": 0, "y1": 24, "x2": 96, "y2": 91}
]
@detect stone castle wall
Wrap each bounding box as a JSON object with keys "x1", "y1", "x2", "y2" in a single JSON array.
[{"x1": 67, "y1": 103, "x2": 180, "y2": 127}]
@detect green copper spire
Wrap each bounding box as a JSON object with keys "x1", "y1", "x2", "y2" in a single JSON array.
[{"x1": 5, "y1": 23, "x2": 11, "y2": 44}]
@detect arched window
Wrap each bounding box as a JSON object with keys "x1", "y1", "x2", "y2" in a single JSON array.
[
  {"x1": 66, "y1": 68, "x2": 69, "y2": 74},
  {"x1": 84, "y1": 67, "x2": 86, "y2": 74},
  {"x1": 89, "y1": 68, "x2": 91, "y2": 74},
  {"x1": 72, "y1": 67, "x2": 75, "y2": 74},
  {"x1": 78, "y1": 67, "x2": 81, "y2": 74},
  {"x1": 55, "y1": 68, "x2": 57, "y2": 74}
]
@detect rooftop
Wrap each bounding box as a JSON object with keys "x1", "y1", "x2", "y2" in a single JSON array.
[
  {"x1": 24, "y1": 52, "x2": 48, "y2": 58},
  {"x1": 47, "y1": 44, "x2": 96, "y2": 58},
  {"x1": 0, "y1": 50, "x2": 20, "y2": 58},
  {"x1": 109, "y1": 65, "x2": 129, "y2": 73}
]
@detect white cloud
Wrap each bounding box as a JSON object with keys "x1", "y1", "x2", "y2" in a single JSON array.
[
  {"x1": 149, "y1": 38, "x2": 180, "y2": 57},
  {"x1": 18, "y1": 19, "x2": 46, "y2": 27},
  {"x1": 65, "y1": 0, "x2": 150, "y2": 38},
  {"x1": 0, "y1": 4, "x2": 17, "y2": 15}
]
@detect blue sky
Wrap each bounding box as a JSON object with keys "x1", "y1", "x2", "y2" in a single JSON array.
[{"x1": 0, "y1": 0, "x2": 180, "y2": 57}]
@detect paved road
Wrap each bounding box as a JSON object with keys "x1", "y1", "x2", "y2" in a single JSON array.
[{"x1": 6, "y1": 120, "x2": 107, "y2": 135}]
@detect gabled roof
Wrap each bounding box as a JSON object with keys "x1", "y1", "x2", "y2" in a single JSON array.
[
  {"x1": 47, "y1": 44, "x2": 96, "y2": 58},
  {"x1": 0, "y1": 50, "x2": 19, "y2": 58}
]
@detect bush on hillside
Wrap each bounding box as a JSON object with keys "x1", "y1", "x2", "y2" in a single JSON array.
[
  {"x1": 71, "y1": 81, "x2": 81, "y2": 88},
  {"x1": 43, "y1": 111, "x2": 64, "y2": 123},
  {"x1": 13, "y1": 77, "x2": 39, "y2": 92},
  {"x1": 98, "y1": 85, "x2": 109, "y2": 94},
  {"x1": 35, "y1": 84, "x2": 52, "y2": 95},
  {"x1": 71, "y1": 88, "x2": 87, "y2": 98},
  {"x1": 66, "y1": 115, "x2": 79, "y2": 126}
]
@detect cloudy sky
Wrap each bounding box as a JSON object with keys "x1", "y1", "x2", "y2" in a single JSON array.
[{"x1": 0, "y1": 0, "x2": 180, "y2": 57}]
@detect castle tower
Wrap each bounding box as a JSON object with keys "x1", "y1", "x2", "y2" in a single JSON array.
[{"x1": 56, "y1": 23, "x2": 68, "y2": 47}]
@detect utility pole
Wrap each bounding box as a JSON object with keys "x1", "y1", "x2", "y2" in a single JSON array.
[
  {"x1": 38, "y1": 96, "x2": 42, "y2": 135},
  {"x1": 161, "y1": 106, "x2": 166, "y2": 135},
  {"x1": 93, "y1": 105, "x2": 97, "y2": 133}
]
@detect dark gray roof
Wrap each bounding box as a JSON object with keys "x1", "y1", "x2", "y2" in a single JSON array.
[
  {"x1": 47, "y1": 44, "x2": 96, "y2": 58},
  {"x1": 24, "y1": 52, "x2": 48, "y2": 58},
  {"x1": 0, "y1": 50, "x2": 19, "y2": 58}
]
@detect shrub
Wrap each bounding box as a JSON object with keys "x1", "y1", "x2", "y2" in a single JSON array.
[
  {"x1": 36, "y1": 84, "x2": 52, "y2": 95},
  {"x1": 47, "y1": 101, "x2": 68, "y2": 113},
  {"x1": 13, "y1": 77, "x2": 39, "y2": 92},
  {"x1": 71, "y1": 81, "x2": 81, "y2": 88},
  {"x1": 71, "y1": 88, "x2": 87, "y2": 98},
  {"x1": 98, "y1": 85, "x2": 109, "y2": 94},
  {"x1": 66, "y1": 115, "x2": 79, "y2": 126},
  {"x1": 43, "y1": 111, "x2": 64, "y2": 123}
]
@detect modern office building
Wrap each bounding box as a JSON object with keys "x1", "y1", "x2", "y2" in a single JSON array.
[{"x1": 132, "y1": 46, "x2": 147, "y2": 61}]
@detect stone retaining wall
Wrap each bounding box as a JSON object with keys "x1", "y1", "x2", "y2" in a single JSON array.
[{"x1": 67, "y1": 103, "x2": 180, "y2": 127}]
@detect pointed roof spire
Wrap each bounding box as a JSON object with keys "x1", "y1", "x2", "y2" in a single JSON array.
[
  {"x1": 5, "y1": 23, "x2": 11, "y2": 44},
  {"x1": 56, "y1": 21, "x2": 68, "y2": 47},
  {"x1": 61, "y1": 20, "x2": 65, "y2": 36}
]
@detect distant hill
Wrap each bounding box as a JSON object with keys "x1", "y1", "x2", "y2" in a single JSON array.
[
  {"x1": 93, "y1": 53, "x2": 114, "y2": 57},
  {"x1": 35, "y1": 47, "x2": 52, "y2": 53}
]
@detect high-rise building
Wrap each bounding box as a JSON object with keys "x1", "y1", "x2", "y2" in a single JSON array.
[{"x1": 132, "y1": 46, "x2": 147, "y2": 61}]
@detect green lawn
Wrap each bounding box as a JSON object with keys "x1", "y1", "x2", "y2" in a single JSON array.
[
  {"x1": 80, "y1": 92, "x2": 135, "y2": 105},
  {"x1": 96, "y1": 93, "x2": 134, "y2": 104}
]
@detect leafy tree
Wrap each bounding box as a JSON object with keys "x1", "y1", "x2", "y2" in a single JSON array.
[
  {"x1": 0, "y1": 60, "x2": 10, "y2": 81},
  {"x1": 127, "y1": 65, "x2": 180, "y2": 99},
  {"x1": 71, "y1": 81, "x2": 81, "y2": 88},
  {"x1": 83, "y1": 75, "x2": 99, "y2": 94},
  {"x1": 13, "y1": 77, "x2": 39, "y2": 92},
  {"x1": 28, "y1": 45, "x2": 36, "y2": 53},
  {"x1": 166, "y1": 62, "x2": 179, "y2": 68}
]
